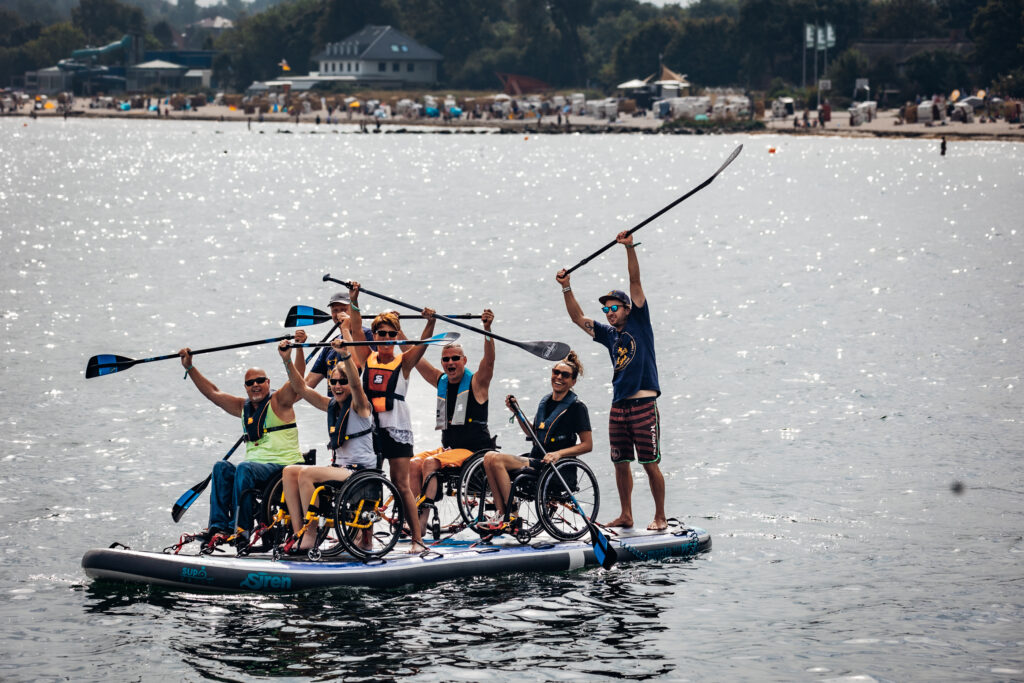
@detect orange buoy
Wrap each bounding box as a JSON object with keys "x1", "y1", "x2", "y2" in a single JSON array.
[{"x1": 769, "y1": 147, "x2": 776, "y2": 154}]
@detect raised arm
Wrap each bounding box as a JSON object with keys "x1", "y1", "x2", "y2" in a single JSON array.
[
  {"x1": 617, "y1": 230, "x2": 646, "y2": 308},
  {"x1": 271, "y1": 329, "x2": 307, "y2": 410},
  {"x1": 471, "y1": 308, "x2": 495, "y2": 402},
  {"x1": 347, "y1": 281, "x2": 371, "y2": 367},
  {"x1": 401, "y1": 308, "x2": 437, "y2": 377},
  {"x1": 555, "y1": 269, "x2": 595, "y2": 338},
  {"x1": 279, "y1": 335, "x2": 330, "y2": 412},
  {"x1": 339, "y1": 331, "x2": 372, "y2": 418},
  {"x1": 179, "y1": 348, "x2": 246, "y2": 417}
]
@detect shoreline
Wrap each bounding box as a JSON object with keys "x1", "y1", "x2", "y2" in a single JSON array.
[{"x1": 7, "y1": 103, "x2": 1023, "y2": 142}]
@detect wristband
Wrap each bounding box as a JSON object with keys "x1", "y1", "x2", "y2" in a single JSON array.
[
  {"x1": 350, "y1": 304, "x2": 360, "y2": 312},
  {"x1": 561, "y1": 285, "x2": 571, "y2": 293},
  {"x1": 626, "y1": 242, "x2": 641, "y2": 249},
  {"x1": 182, "y1": 365, "x2": 193, "y2": 379},
  {"x1": 339, "y1": 354, "x2": 352, "y2": 361}
]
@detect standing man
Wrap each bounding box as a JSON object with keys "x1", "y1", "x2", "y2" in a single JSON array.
[
  {"x1": 555, "y1": 231, "x2": 667, "y2": 531},
  {"x1": 178, "y1": 330, "x2": 308, "y2": 550},
  {"x1": 305, "y1": 290, "x2": 374, "y2": 392}
]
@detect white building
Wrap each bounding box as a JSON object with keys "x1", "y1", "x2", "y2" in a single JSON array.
[{"x1": 312, "y1": 25, "x2": 442, "y2": 87}]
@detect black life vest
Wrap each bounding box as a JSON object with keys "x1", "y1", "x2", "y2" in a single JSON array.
[
  {"x1": 242, "y1": 392, "x2": 296, "y2": 445},
  {"x1": 362, "y1": 352, "x2": 405, "y2": 413},
  {"x1": 531, "y1": 392, "x2": 579, "y2": 454},
  {"x1": 327, "y1": 396, "x2": 374, "y2": 451}
]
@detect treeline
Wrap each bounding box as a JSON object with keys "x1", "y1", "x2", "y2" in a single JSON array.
[{"x1": 3, "y1": 0, "x2": 1023, "y2": 99}]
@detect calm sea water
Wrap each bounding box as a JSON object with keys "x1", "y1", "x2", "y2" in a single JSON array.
[{"x1": 1, "y1": 118, "x2": 1022, "y2": 681}]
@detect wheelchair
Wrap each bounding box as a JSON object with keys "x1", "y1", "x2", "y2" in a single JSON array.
[
  {"x1": 456, "y1": 456, "x2": 601, "y2": 544},
  {"x1": 415, "y1": 440, "x2": 498, "y2": 541}
]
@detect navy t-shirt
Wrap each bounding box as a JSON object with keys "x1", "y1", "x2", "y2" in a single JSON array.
[
  {"x1": 310, "y1": 326, "x2": 375, "y2": 394},
  {"x1": 593, "y1": 299, "x2": 660, "y2": 403}
]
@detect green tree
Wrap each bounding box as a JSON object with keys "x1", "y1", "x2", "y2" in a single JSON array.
[
  {"x1": 826, "y1": 47, "x2": 869, "y2": 98},
  {"x1": 151, "y1": 19, "x2": 174, "y2": 48},
  {"x1": 970, "y1": 0, "x2": 1024, "y2": 82},
  {"x1": 904, "y1": 49, "x2": 969, "y2": 94},
  {"x1": 868, "y1": 0, "x2": 943, "y2": 38},
  {"x1": 71, "y1": 0, "x2": 145, "y2": 43},
  {"x1": 663, "y1": 16, "x2": 739, "y2": 87}
]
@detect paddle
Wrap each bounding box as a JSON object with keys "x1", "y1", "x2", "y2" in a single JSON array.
[
  {"x1": 291, "y1": 332, "x2": 460, "y2": 348},
  {"x1": 508, "y1": 396, "x2": 617, "y2": 569},
  {"x1": 564, "y1": 144, "x2": 743, "y2": 275},
  {"x1": 171, "y1": 437, "x2": 243, "y2": 523},
  {"x1": 86, "y1": 335, "x2": 294, "y2": 379},
  {"x1": 170, "y1": 323, "x2": 338, "y2": 522},
  {"x1": 284, "y1": 305, "x2": 482, "y2": 327},
  {"x1": 322, "y1": 275, "x2": 571, "y2": 361}
]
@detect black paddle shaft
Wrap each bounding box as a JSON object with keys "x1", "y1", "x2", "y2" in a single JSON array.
[
  {"x1": 564, "y1": 144, "x2": 743, "y2": 275},
  {"x1": 322, "y1": 275, "x2": 570, "y2": 361}
]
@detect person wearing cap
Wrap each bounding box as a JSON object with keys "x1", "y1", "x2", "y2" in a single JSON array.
[
  {"x1": 177, "y1": 329, "x2": 309, "y2": 552},
  {"x1": 555, "y1": 230, "x2": 667, "y2": 531},
  {"x1": 305, "y1": 291, "x2": 375, "y2": 393}
]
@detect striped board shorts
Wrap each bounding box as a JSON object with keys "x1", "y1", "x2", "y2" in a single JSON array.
[{"x1": 608, "y1": 397, "x2": 661, "y2": 464}]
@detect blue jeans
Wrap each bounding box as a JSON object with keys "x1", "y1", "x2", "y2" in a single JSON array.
[{"x1": 208, "y1": 460, "x2": 283, "y2": 536}]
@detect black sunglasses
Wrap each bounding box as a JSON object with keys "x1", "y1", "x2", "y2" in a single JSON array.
[
  {"x1": 329, "y1": 378, "x2": 349, "y2": 386},
  {"x1": 551, "y1": 369, "x2": 572, "y2": 379},
  {"x1": 441, "y1": 355, "x2": 462, "y2": 363},
  {"x1": 601, "y1": 305, "x2": 622, "y2": 313},
  {"x1": 375, "y1": 329, "x2": 399, "y2": 338},
  {"x1": 245, "y1": 377, "x2": 269, "y2": 387}
]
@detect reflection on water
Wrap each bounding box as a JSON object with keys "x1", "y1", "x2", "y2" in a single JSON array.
[{"x1": 83, "y1": 563, "x2": 694, "y2": 680}]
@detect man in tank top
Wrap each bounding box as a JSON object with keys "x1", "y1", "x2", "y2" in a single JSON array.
[
  {"x1": 556, "y1": 230, "x2": 668, "y2": 531},
  {"x1": 178, "y1": 330, "x2": 307, "y2": 551}
]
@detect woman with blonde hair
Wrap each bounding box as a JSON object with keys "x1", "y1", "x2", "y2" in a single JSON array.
[{"x1": 481, "y1": 351, "x2": 592, "y2": 528}]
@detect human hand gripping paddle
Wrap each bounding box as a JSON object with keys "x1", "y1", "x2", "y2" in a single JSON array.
[
  {"x1": 322, "y1": 275, "x2": 571, "y2": 361},
  {"x1": 563, "y1": 144, "x2": 743, "y2": 275},
  {"x1": 289, "y1": 331, "x2": 460, "y2": 349},
  {"x1": 507, "y1": 396, "x2": 617, "y2": 569},
  {"x1": 284, "y1": 305, "x2": 481, "y2": 327}
]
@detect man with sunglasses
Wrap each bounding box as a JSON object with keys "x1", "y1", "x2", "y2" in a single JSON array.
[
  {"x1": 409, "y1": 309, "x2": 496, "y2": 513},
  {"x1": 305, "y1": 290, "x2": 375, "y2": 394},
  {"x1": 555, "y1": 230, "x2": 667, "y2": 532},
  {"x1": 178, "y1": 329, "x2": 308, "y2": 551}
]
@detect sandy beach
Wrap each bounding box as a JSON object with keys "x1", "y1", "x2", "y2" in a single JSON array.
[{"x1": 8, "y1": 98, "x2": 1023, "y2": 141}]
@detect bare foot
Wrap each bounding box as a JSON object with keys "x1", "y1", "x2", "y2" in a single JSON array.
[
  {"x1": 606, "y1": 516, "x2": 634, "y2": 528},
  {"x1": 647, "y1": 519, "x2": 668, "y2": 531},
  {"x1": 409, "y1": 541, "x2": 427, "y2": 554}
]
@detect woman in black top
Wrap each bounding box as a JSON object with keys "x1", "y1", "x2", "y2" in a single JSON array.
[{"x1": 481, "y1": 351, "x2": 592, "y2": 527}]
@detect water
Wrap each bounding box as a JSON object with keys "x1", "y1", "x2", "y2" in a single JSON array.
[{"x1": 1, "y1": 118, "x2": 1022, "y2": 681}]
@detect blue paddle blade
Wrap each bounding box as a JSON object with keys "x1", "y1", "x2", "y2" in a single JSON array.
[
  {"x1": 592, "y1": 528, "x2": 617, "y2": 569},
  {"x1": 86, "y1": 354, "x2": 133, "y2": 378},
  {"x1": 292, "y1": 306, "x2": 318, "y2": 326}
]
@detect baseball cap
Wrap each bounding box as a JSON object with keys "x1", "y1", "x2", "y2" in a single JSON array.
[
  {"x1": 328, "y1": 291, "x2": 351, "y2": 305},
  {"x1": 598, "y1": 289, "x2": 631, "y2": 308}
]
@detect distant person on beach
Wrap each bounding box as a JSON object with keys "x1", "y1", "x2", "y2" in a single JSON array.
[
  {"x1": 941, "y1": 137, "x2": 947, "y2": 156},
  {"x1": 555, "y1": 230, "x2": 668, "y2": 531},
  {"x1": 178, "y1": 330, "x2": 308, "y2": 551}
]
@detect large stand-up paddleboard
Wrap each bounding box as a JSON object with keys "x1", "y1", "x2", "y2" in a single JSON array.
[{"x1": 82, "y1": 526, "x2": 710, "y2": 593}]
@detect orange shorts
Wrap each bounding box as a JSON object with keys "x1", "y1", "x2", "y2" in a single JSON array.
[{"x1": 412, "y1": 447, "x2": 476, "y2": 468}]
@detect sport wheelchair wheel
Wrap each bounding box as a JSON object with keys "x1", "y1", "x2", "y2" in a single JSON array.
[
  {"x1": 333, "y1": 470, "x2": 404, "y2": 561},
  {"x1": 537, "y1": 459, "x2": 600, "y2": 541}
]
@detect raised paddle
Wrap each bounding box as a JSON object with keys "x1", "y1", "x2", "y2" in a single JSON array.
[
  {"x1": 508, "y1": 396, "x2": 617, "y2": 569},
  {"x1": 291, "y1": 332, "x2": 460, "y2": 348},
  {"x1": 564, "y1": 144, "x2": 743, "y2": 275},
  {"x1": 86, "y1": 335, "x2": 294, "y2": 379},
  {"x1": 284, "y1": 305, "x2": 481, "y2": 328},
  {"x1": 171, "y1": 437, "x2": 243, "y2": 523},
  {"x1": 323, "y1": 275, "x2": 571, "y2": 361},
  {"x1": 171, "y1": 322, "x2": 337, "y2": 522}
]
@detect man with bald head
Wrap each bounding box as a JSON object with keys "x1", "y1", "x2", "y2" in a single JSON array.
[
  {"x1": 178, "y1": 329, "x2": 307, "y2": 551},
  {"x1": 411, "y1": 309, "x2": 496, "y2": 503}
]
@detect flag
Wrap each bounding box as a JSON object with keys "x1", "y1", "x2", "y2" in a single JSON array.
[
  {"x1": 279, "y1": 59, "x2": 291, "y2": 72},
  {"x1": 826, "y1": 24, "x2": 836, "y2": 48},
  {"x1": 805, "y1": 24, "x2": 815, "y2": 49},
  {"x1": 816, "y1": 26, "x2": 826, "y2": 50}
]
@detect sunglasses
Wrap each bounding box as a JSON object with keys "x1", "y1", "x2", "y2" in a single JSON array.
[
  {"x1": 441, "y1": 355, "x2": 462, "y2": 363},
  {"x1": 551, "y1": 369, "x2": 573, "y2": 379},
  {"x1": 245, "y1": 377, "x2": 269, "y2": 387},
  {"x1": 601, "y1": 305, "x2": 623, "y2": 313},
  {"x1": 329, "y1": 378, "x2": 349, "y2": 386},
  {"x1": 375, "y1": 329, "x2": 399, "y2": 338}
]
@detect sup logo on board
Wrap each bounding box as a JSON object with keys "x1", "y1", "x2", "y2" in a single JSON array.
[{"x1": 180, "y1": 566, "x2": 214, "y2": 584}]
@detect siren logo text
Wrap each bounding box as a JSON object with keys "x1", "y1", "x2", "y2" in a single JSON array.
[{"x1": 240, "y1": 572, "x2": 292, "y2": 591}]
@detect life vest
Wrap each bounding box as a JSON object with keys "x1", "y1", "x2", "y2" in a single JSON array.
[
  {"x1": 242, "y1": 392, "x2": 297, "y2": 445},
  {"x1": 435, "y1": 369, "x2": 486, "y2": 430},
  {"x1": 362, "y1": 352, "x2": 404, "y2": 413},
  {"x1": 532, "y1": 392, "x2": 579, "y2": 452},
  {"x1": 327, "y1": 395, "x2": 374, "y2": 451}
]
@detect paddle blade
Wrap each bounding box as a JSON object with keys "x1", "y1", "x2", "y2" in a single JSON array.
[
  {"x1": 285, "y1": 305, "x2": 332, "y2": 328},
  {"x1": 171, "y1": 474, "x2": 212, "y2": 523},
  {"x1": 518, "y1": 340, "x2": 572, "y2": 361},
  {"x1": 85, "y1": 354, "x2": 135, "y2": 379},
  {"x1": 591, "y1": 527, "x2": 618, "y2": 569}
]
